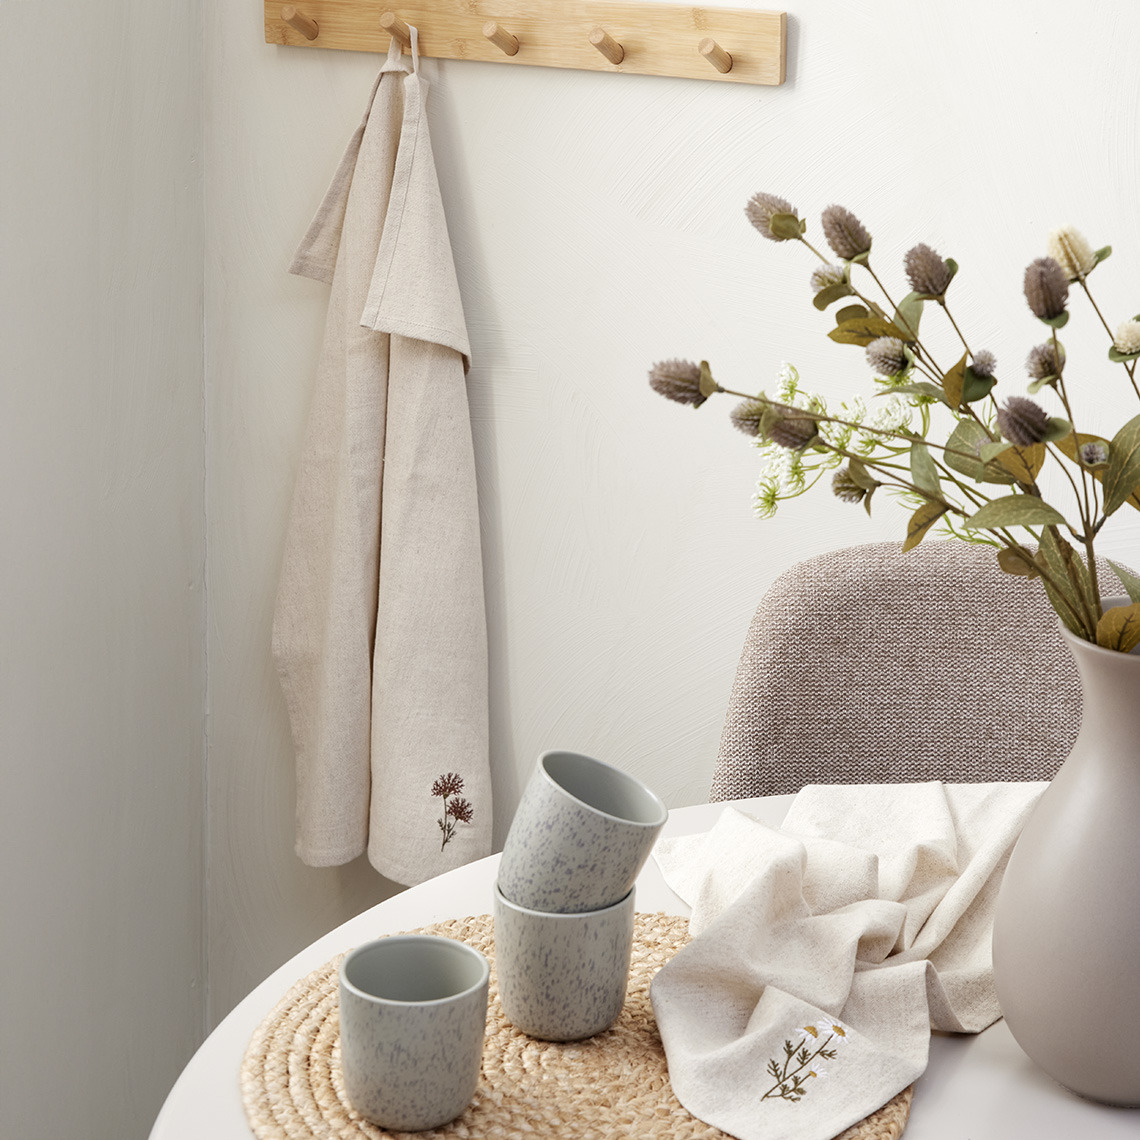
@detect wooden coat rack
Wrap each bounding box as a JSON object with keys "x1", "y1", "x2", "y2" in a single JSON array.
[{"x1": 266, "y1": 2, "x2": 786, "y2": 86}]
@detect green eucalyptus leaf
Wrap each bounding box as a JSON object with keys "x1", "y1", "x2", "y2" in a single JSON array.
[
  {"x1": 812, "y1": 282, "x2": 856, "y2": 311},
  {"x1": 997, "y1": 547, "x2": 1040, "y2": 579},
  {"x1": 945, "y1": 258, "x2": 959, "y2": 283},
  {"x1": 835, "y1": 304, "x2": 870, "y2": 324},
  {"x1": 1027, "y1": 375, "x2": 1059, "y2": 394},
  {"x1": 963, "y1": 495, "x2": 1066, "y2": 531},
  {"x1": 849, "y1": 250, "x2": 872, "y2": 266},
  {"x1": 769, "y1": 212, "x2": 804, "y2": 240},
  {"x1": 1094, "y1": 245, "x2": 1112, "y2": 266},
  {"x1": 846, "y1": 457, "x2": 880, "y2": 492},
  {"x1": 902, "y1": 499, "x2": 948, "y2": 552},
  {"x1": 863, "y1": 484, "x2": 876, "y2": 516},
  {"x1": 1108, "y1": 345, "x2": 1140, "y2": 363},
  {"x1": 961, "y1": 365, "x2": 997, "y2": 403},
  {"x1": 944, "y1": 420, "x2": 1014, "y2": 484},
  {"x1": 893, "y1": 292, "x2": 925, "y2": 340},
  {"x1": 1096, "y1": 603, "x2": 1140, "y2": 654},
  {"x1": 1104, "y1": 413, "x2": 1140, "y2": 515},
  {"x1": 1039, "y1": 310, "x2": 1070, "y2": 329},
  {"x1": 979, "y1": 441, "x2": 1012, "y2": 463},
  {"x1": 828, "y1": 316, "x2": 912, "y2": 347},
  {"x1": 1109, "y1": 560, "x2": 1140, "y2": 606},
  {"x1": 1039, "y1": 525, "x2": 1095, "y2": 637},
  {"x1": 941, "y1": 352, "x2": 968, "y2": 410},
  {"x1": 1041, "y1": 417, "x2": 1074, "y2": 444},
  {"x1": 996, "y1": 443, "x2": 1046, "y2": 485},
  {"x1": 880, "y1": 382, "x2": 948, "y2": 403},
  {"x1": 910, "y1": 441, "x2": 940, "y2": 496}
]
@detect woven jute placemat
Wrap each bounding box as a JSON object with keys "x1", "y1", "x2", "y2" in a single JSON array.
[{"x1": 241, "y1": 912, "x2": 912, "y2": 1140}]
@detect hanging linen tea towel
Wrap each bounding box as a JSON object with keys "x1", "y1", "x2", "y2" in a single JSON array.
[
  {"x1": 273, "y1": 32, "x2": 490, "y2": 886},
  {"x1": 650, "y1": 780, "x2": 1045, "y2": 1140}
]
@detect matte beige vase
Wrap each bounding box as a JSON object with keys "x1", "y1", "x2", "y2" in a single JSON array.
[{"x1": 992, "y1": 609, "x2": 1140, "y2": 1106}]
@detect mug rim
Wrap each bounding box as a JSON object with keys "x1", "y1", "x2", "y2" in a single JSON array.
[
  {"x1": 338, "y1": 934, "x2": 490, "y2": 1006},
  {"x1": 494, "y1": 881, "x2": 635, "y2": 919},
  {"x1": 538, "y1": 749, "x2": 668, "y2": 828}
]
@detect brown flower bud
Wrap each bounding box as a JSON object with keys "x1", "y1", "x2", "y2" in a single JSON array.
[
  {"x1": 764, "y1": 410, "x2": 818, "y2": 450},
  {"x1": 730, "y1": 397, "x2": 768, "y2": 436},
  {"x1": 745, "y1": 192, "x2": 799, "y2": 241},
  {"x1": 904, "y1": 243, "x2": 952, "y2": 297},
  {"x1": 1026, "y1": 342, "x2": 1063, "y2": 381},
  {"x1": 831, "y1": 467, "x2": 866, "y2": 504},
  {"x1": 1023, "y1": 257, "x2": 1069, "y2": 320},
  {"x1": 997, "y1": 396, "x2": 1050, "y2": 445},
  {"x1": 971, "y1": 349, "x2": 997, "y2": 379},
  {"x1": 865, "y1": 336, "x2": 908, "y2": 377},
  {"x1": 821, "y1": 204, "x2": 872, "y2": 260},
  {"x1": 648, "y1": 359, "x2": 707, "y2": 407}
]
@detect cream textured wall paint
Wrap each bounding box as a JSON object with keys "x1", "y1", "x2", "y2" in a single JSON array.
[
  {"x1": 204, "y1": 0, "x2": 1140, "y2": 1026},
  {"x1": 0, "y1": 1, "x2": 205, "y2": 1138}
]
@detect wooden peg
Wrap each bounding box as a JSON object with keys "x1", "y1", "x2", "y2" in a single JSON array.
[
  {"x1": 589, "y1": 26, "x2": 624, "y2": 66},
  {"x1": 380, "y1": 11, "x2": 412, "y2": 49},
  {"x1": 483, "y1": 21, "x2": 520, "y2": 57},
  {"x1": 281, "y1": 5, "x2": 318, "y2": 40},
  {"x1": 698, "y1": 37, "x2": 732, "y2": 74}
]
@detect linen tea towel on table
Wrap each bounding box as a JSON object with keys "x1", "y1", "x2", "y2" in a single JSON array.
[
  {"x1": 650, "y1": 781, "x2": 1046, "y2": 1140},
  {"x1": 272, "y1": 32, "x2": 490, "y2": 886}
]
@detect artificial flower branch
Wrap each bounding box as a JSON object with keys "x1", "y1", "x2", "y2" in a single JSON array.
[{"x1": 649, "y1": 196, "x2": 1140, "y2": 652}]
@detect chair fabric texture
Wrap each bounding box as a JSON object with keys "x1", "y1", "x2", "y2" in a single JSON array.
[{"x1": 710, "y1": 539, "x2": 1104, "y2": 801}]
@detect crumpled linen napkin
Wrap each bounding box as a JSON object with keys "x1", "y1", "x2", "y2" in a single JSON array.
[{"x1": 650, "y1": 781, "x2": 1046, "y2": 1140}]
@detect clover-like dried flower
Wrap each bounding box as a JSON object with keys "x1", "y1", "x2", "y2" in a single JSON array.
[
  {"x1": 764, "y1": 410, "x2": 818, "y2": 450},
  {"x1": 810, "y1": 263, "x2": 846, "y2": 295},
  {"x1": 1023, "y1": 257, "x2": 1069, "y2": 320},
  {"x1": 865, "y1": 336, "x2": 908, "y2": 377},
  {"x1": 730, "y1": 397, "x2": 768, "y2": 437},
  {"x1": 821, "y1": 204, "x2": 872, "y2": 260},
  {"x1": 831, "y1": 467, "x2": 865, "y2": 504},
  {"x1": 649, "y1": 359, "x2": 707, "y2": 407},
  {"x1": 1026, "y1": 342, "x2": 1063, "y2": 380},
  {"x1": 1079, "y1": 441, "x2": 1110, "y2": 468},
  {"x1": 431, "y1": 772, "x2": 464, "y2": 798},
  {"x1": 1113, "y1": 319, "x2": 1140, "y2": 355},
  {"x1": 745, "y1": 192, "x2": 798, "y2": 241},
  {"x1": 1048, "y1": 226, "x2": 1097, "y2": 280},
  {"x1": 904, "y1": 243, "x2": 952, "y2": 297},
  {"x1": 446, "y1": 797, "x2": 474, "y2": 823},
  {"x1": 971, "y1": 349, "x2": 997, "y2": 379},
  {"x1": 997, "y1": 396, "x2": 1050, "y2": 446}
]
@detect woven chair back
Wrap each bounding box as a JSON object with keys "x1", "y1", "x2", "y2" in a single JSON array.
[{"x1": 710, "y1": 540, "x2": 1094, "y2": 801}]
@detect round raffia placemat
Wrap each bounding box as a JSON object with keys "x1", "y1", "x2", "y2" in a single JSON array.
[{"x1": 241, "y1": 912, "x2": 911, "y2": 1140}]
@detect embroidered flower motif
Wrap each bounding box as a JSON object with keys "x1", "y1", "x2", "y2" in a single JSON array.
[
  {"x1": 433, "y1": 773, "x2": 474, "y2": 850},
  {"x1": 762, "y1": 1023, "x2": 845, "y2": 1103}
]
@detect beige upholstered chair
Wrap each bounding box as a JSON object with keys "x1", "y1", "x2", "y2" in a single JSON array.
[{"x1": 710, "y1": 540, "x2": 1088, "y2": 801}]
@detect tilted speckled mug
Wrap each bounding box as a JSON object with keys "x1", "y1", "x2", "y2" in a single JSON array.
[
  {"x1": 494, "y1": 882, "x2": 636, "y2": 1041},
  {"x1": 338, "y1": 935, "x2": 489, "y2": 1132},
  {"x1": 498, "y1": 750, "x2": 668, "y2": 913}
]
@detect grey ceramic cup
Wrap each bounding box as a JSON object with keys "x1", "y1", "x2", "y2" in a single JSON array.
[
  {"x1": 497, "y1": 750, "x2": 668, "y2": 913},
  {"x1": 338, "y1": 935, "x2": 489, "y2": 1132},
  {"x1": 493, "y1": 881, "x2": 635, "y2": 1041}
]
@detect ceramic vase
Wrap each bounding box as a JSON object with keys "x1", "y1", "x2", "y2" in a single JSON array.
[{"x1": 991, "y1": 609, "x2": 1140, "y2": 1106}]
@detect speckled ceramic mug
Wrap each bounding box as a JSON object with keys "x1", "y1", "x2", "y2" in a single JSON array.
[
  {"x1": 497, "y1": 750, "x2": 668, "y2": 914},
  {"x1": 338, "y1": 935, "x2": 489, "y2": 1132},
  {"x1": 493, "y1": 882, "x2": 636, "y2": 1041}
]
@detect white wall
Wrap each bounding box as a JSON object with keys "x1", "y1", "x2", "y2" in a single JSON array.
[
  {"x1": 0, "y1": 1, "x2": 205, "y2": 1138},
  {"x1": 204, "y1": 0, "x2": 1140, "y2": 1027}
]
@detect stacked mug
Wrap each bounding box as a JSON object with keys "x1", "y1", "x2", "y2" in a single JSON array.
[{"x1": 494, "y1": 750, "x2": 669, "y2": 1041}]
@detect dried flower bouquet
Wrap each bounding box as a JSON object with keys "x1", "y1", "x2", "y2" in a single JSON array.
[{"x1": 650, "y1": 195, "x2": 1140, "y2": 652}]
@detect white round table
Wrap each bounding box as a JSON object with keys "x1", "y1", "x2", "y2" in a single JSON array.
[{"x1": 149, "y1": 797, "x2": 1138, "y2": 1139}]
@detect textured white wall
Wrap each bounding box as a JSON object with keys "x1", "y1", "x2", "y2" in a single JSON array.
[
  {"x1": 204, "y1": 0, "x2": 1140, "y2": 1028},
  {"x1": 0, "y1": 1, "x2": 205, "y2": 1137}
]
